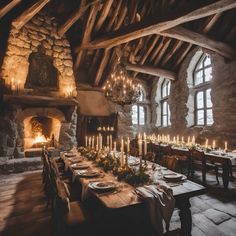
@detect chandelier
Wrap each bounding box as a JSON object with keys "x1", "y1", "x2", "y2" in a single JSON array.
[{"x1": 103, "y1": 57, "x2": 141, "y2": 106}]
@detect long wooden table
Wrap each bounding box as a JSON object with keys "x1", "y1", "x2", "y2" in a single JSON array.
[
  {"x1": 155, "y1": 144, "x2": 235, "y2": 189},
  {"x1": 62, "y1": 152, "x2": 206, "y2": 236}
]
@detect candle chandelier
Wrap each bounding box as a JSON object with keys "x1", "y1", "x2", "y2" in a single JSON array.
[{"x1": 103, "y1": 57, "x2": 141, "y2": 106}]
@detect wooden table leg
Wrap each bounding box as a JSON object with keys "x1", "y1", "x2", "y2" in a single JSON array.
[
  {"x1": 177, "y1": 198, "x2": 192, "y2": 236},
  {"x1": 222, "y1": 162, "x2": 230, "y2": 190}
]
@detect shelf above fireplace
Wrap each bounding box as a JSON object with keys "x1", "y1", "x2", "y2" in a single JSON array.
[{"x1": 4, "y1": 94, "x2": 78, "y2": 106}]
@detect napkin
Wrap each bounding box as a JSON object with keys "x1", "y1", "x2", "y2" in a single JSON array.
[{"x1": 135, "y1": 184, "x2": 175, "y2": 235}]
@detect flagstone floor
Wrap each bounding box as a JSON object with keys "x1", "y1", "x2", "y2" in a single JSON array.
[{"x1": 0, "y1": 169, "x2": 236, "y2": 236}]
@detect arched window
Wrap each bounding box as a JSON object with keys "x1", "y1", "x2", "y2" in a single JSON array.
[
  {"x1": 194, "y1": 53, "x2": 213, "y2": 126},
  {"x1": 161, "y1": 79, "x2": 171, "y2": 127},
  {"x1": 132, "y1": 89, "x2": 146, "y2": 125}
]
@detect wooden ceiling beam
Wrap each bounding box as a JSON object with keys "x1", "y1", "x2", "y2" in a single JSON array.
[
  {"x1": 125, "y1": 63, "x2": 176, "y2": 81},
  {"x1": 74, "y1": 3, "x2": 99, "y2": 70},
  {"x1": 58, "y1": 0, "x2": 87, "y2": 37},
  {"x1": 154, "y1": 38, "x2": 172, "y2": 65},
  {"x1": 160, "y1": 26, "x2": 236, "y2": 59},
  {"x1": 0, "y1": 0, "x2": 22, "y2": 19},
  {"x1": 106, "y1": 0, "x2": 122, "y2": 32},
  {"x1": 84, "y1": 0, "x2": 236, "y2": 49},
  {"x1": 94, "y1": 49, "x2": 111, "y2": 86},
  {"x1": 12, "y1": 0, "x2": 50, "y2": 30},
  {"x1": 94, "y1": 0, "x2": 113, "y2": 33}
]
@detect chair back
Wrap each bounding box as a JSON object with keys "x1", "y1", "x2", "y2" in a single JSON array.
[
  {"x1": 130, "y1": 147, "x2": 139, "y2": 157},
  {"x1": 164, "y1": 145, "x2": 173, "y2": 155},
  {"x1": 162, "y1": 156, "x2": 178, "y2": 171},
  {"x1": 145, "y1": 152, "x2": 156, "y2": 162},
  {"x1": 190, "y1": 149, "x2": 205, "y2": 161}
]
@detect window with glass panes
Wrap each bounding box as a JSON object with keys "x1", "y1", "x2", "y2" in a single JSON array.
[
  {"x1": 132, "y1": 90, "x2": 146, "y2": 125},
  {"x1": 194, "y1": 54, "x2": 213, "y2": 126},
  {"x1": 161, "y1": 79, "x2": 171, "y2": 127}
]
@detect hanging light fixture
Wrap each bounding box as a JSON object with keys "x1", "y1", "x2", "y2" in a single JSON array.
[{"x1": 103, "y1": 57, "x2": 141, "y2": 106}]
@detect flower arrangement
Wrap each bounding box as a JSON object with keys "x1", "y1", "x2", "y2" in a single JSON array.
[{"x1": 115, "y1": 165, "x2": 150, "y2": 186}]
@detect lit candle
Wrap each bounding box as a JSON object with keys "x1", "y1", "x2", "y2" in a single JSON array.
[
  {"x1": 127, "y1": 137, "x2": 130, "y2": 153},
  {"x1": 85, "y1": 136, "x2": 88, "y2": 147},
  {"x1": 88, "y1": 137, "x2": 91, "y2": 148},
  {"x1": 110, "y1": 135, "x2": 112, "y2": 150},
  {"x1": 107, "y1": 135, "x2": 109, "y2": 147},
  {"x1": 212, "y1": 140, "x2": 216, "y2": 149},
  {"x1": 205, "y1": 139, "x2": 208, "y2": 149},
  {"x1": 92, "y1": 136, "x2": 94, "y2": 149},
  {"x1": 121, "y1": 138, "x2": 124, "y2": 167},
  {"x1": 224, "y1": 141, "x2": 228, "y2": 151},
  {"x1": 113, "y1": 141, "x2": 117, "y2": 157}
]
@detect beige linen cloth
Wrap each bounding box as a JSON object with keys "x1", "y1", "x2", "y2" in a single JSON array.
[{"x1": 135, "y1": 184, "x2": 175, "y2": 235}]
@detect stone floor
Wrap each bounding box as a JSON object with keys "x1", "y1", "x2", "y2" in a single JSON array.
[{"x1": 0, "y1": 169, "x2": 236, "y2": 236}]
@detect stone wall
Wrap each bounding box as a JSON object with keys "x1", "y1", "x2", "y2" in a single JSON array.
[
  {"x1": 1, "y1": 10, "x2": 76, "y2": 97},
  {"x1": 0, "y1": 10, "x2": 78, "y2": 158},
  {"x1": 151, "y1": 48, "x2": 236, "y2": 149}
]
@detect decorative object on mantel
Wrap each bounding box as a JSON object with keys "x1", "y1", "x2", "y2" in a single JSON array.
[{"x1": 102, "y1": 51, "x2": 141, "y2": 106}]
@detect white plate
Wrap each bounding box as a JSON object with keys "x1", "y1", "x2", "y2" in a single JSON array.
[
  {"x1": 68, "y1": 157, "x2": 83, "y2": 163},
  {"x1": 89, "y1": 181, "x2": 116, "y2": 191},
  {"x1": 76, "y1": 169, "x2": 100, "y2": 177},
  {"x1": 128, "y1": 159, "x2": 140, "y2": 166},
  {"x1": 71, "y1": 163, "x2": 89, "y2": 169},
  {"x1": 163, "y1": 173, "x2": 185, "y2": 182}
]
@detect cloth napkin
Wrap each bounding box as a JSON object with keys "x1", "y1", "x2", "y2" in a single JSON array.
[{"x1": 135, "y1": 184, "x2": 175, "y2": 235}]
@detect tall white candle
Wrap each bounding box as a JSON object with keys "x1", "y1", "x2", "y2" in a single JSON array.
[
  {"x1": 144, "y1": 139, "x2": 147, "y2": 156},
  {"x1": 107, "y1": 135, "x2": 109, "y2": 147},
  {"x1": 96, "y1": 136, "x2": 99, "y2": 149},
  {"x1": 92, "y1": 136, "x2": 94, "y2": 149},
  {"x1": 121, "y1": 138, "x2": 124, "y2": 166},
  {"x1": 187, "y1": 136, "x2": 190, "y2": 145},
  {"x1": 110, "y1": 135, "x2": 112, "y2": 150},
  {"x1": 127, "y1": 137, "x2": 130, "y2": 153},
  {"x1": 85, "y1": 136, "x2": 88, "y2": 147},
  {"x1": 181, "y1": 136, "x2": 184, "y2": 143},
  {"x1": 224, "y1": 141, "x2": 228, "y2": 151},
  {"x1": 113, "y1": 141, "x2": 117, "y2": 157},
  {"x1": 138, "y1": 138, "x2": 142, "y2": 156},
  {"x1": 192, "y1": 136, "x2": 195, "y2": 144},
  {"x1": 205, "y1": 139, "x2": 208, "y2": 149},
  {"x1": 212, "y1": 140, "x2": 216, "y2": 149},
  {"x1": 88, "y1": 137, "x2": 91, "y2": 148}
]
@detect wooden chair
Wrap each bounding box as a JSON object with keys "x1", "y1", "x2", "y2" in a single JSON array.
[
  {"x1": 130, "y1": 147, "x2": 139, "y2": 157},
  {"x1": 52, "y1": 179, "x2": 96, "y2": 236},
  {"x1": 190, "y1": 149, "x2": 219, "y2": 185},
  {"x1": 144, "y1": 152, "x2": 156, "y2": 162},
  {"x1": 161, "y1": 156, "x2": 178, "y2": 171}
]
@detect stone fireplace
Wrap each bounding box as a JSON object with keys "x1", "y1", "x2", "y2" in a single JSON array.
[{"x1": 0, "y1": 10, "x2": 78, "y2": 158}]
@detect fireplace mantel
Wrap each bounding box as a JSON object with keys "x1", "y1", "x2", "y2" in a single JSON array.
[{"x1": 4, "y1": 94, "x2": 78, "y2": 106}]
